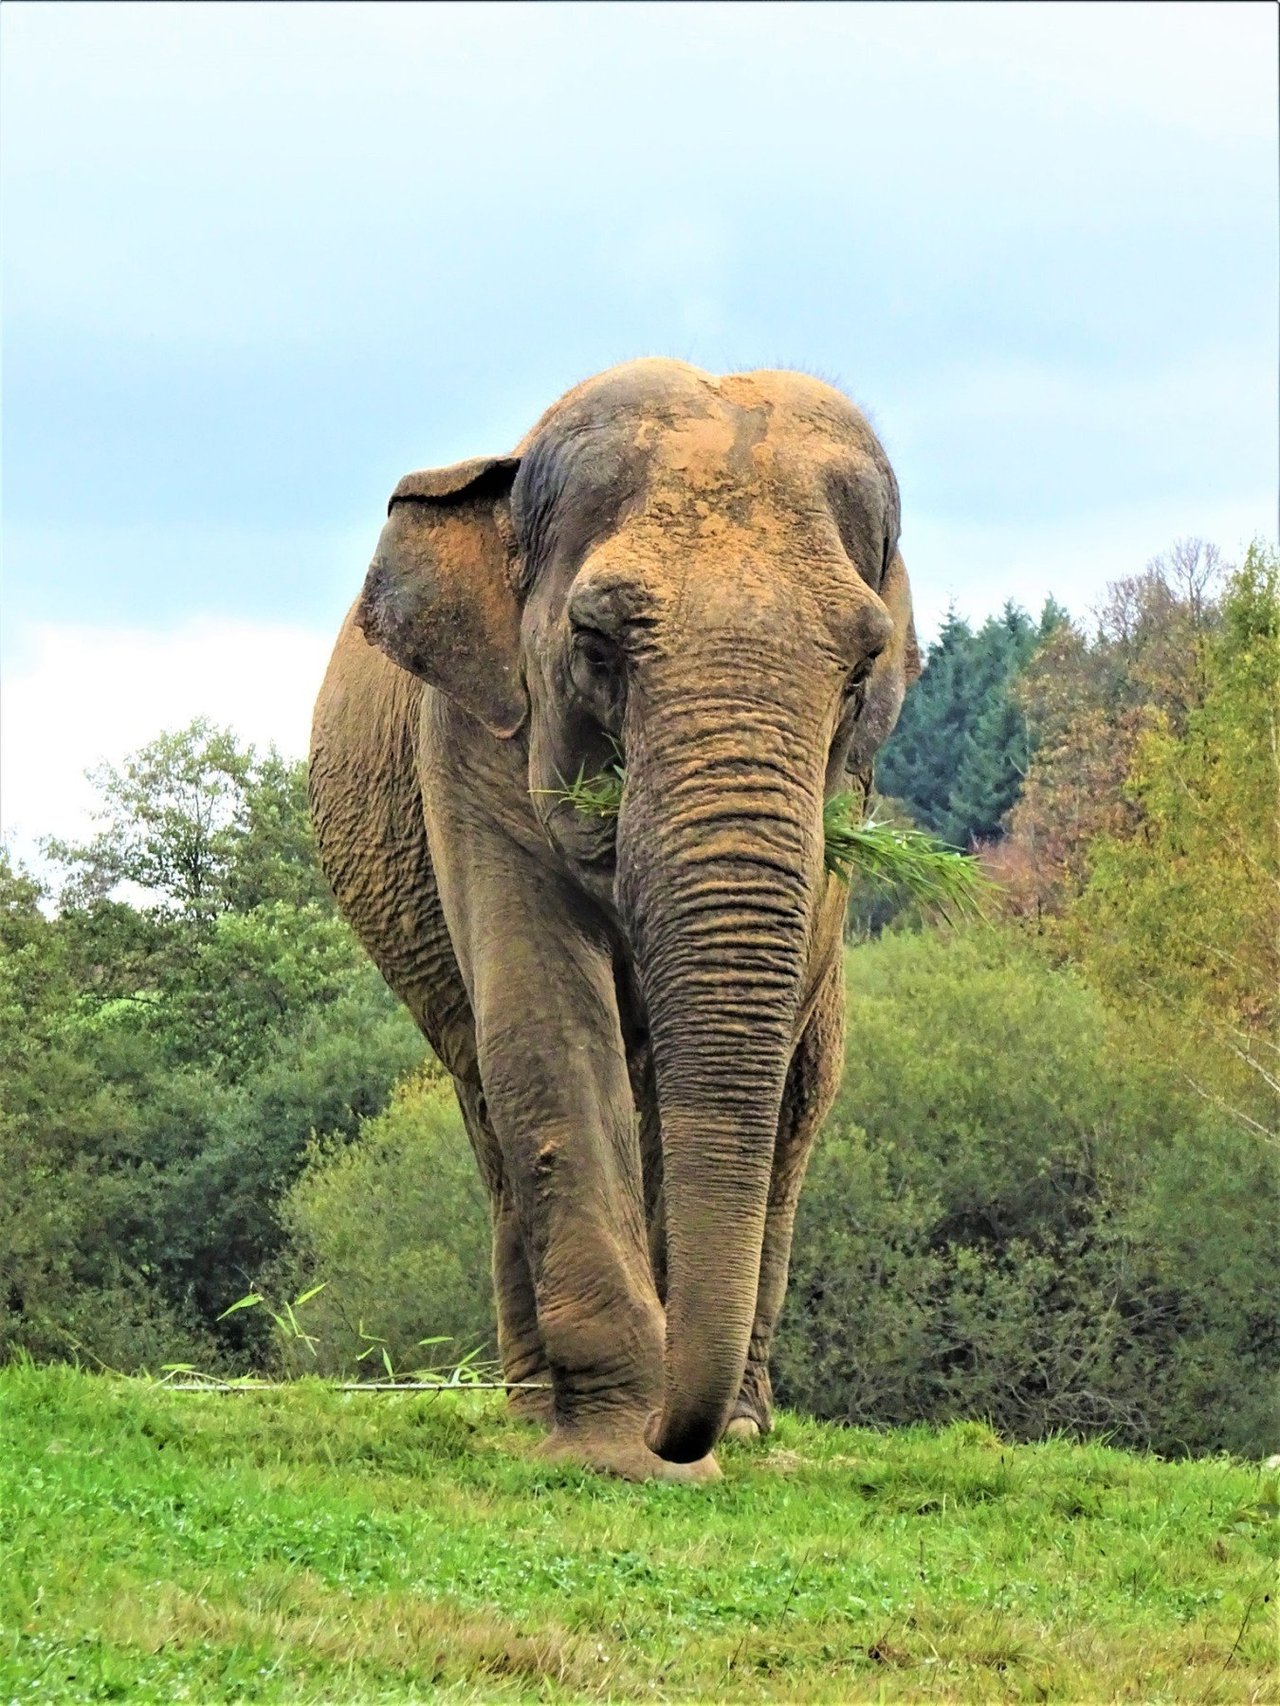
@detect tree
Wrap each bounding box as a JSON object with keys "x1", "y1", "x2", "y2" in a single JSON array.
[
  {"x1": 1, "y1": 724, "x2": 425, "y2": 1371},
  {"x1": 1000, "y1": 541, "x2": 1229, "y2": 918},
  {"x1": 776, "y1": 926, "x2": 1279, "y2": 1457},
  {"x1": 140, "y1": 976, "x2": 425, "y2": 1356},
  {"x1": 1067, "y1": 544, "x2": 1280, "y2": 1141},
  {"x1": 222, "y1": 747, "x2": 336, "y2": 914},
  {"x1": 876, "y1": 605, "x2": 975, "y2": 837},
  {"x1": 43, "y1": 721, "x2": 361, "y2": 1074},
  {"x1": 46, "y1": 719, "x2": 336, "y2": 922},
  {"x1": 876, "y1": 600, "x2": 1062, "y2": 848},
  {"x1": 46, "y1": 721, "x2": 251, "y2": 920},
  {"x1": 0, "y1": 849, "x2": 213, "y2": 1368},
  {"x1": 272, "y1": 1070, "x2": 494, "y2": 1378}
]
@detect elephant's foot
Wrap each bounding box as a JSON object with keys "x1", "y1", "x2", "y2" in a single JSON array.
[
  {"x1": 506, "y1": 1381, "x2": 555, "y2": 1428},
  {"x1": 539, "y1": 1421, "x2": 721, "y2": 1483},
  {"x1": 496, "y1": 1315, "x2": 554, "y2": 1427},
  {"x1": 724, "y1": 1361, "x2": 774, "y2": 1441}
]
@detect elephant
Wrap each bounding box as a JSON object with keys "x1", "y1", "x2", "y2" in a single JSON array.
[{"x1": 310, "y1": 358, "x2": 920, "y2": 1481}]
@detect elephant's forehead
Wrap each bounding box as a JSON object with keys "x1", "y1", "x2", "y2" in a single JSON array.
[
  {"x1": 635, "y1": 412, "x2": 864, "y2": 503},
  {"x1": 580, "y1": 405, "x2": 864, "y2": 520},
  {"x1": 521, "y1": 360, "x2": 875, "y2": 469},
  {"x1": 513, "y1": 362, "x2": 890, "y2": 589},
  {"x1": 630, "y1": 406, "x2": 764, "y2": 496}
]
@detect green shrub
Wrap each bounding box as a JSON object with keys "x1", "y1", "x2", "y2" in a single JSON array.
[
  {"x1": 145, "y1": 974, "x2": 425, "y2": 1357},
  {"x1": 270, "y1": 927, "x2": 1277, "y2": 1454},
  {"x1": 0, "y1": 955, "x2": 421, "y2": 1374},
  {"x1": 776, "y1": 928, "x2": 1280, "y2": 1457},
  {"x1": 273, "y1": 1070, "x2": 495, "y2": 1377}
]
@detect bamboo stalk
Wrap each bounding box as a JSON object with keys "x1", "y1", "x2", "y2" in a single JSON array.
[{"x1": 161, "y1": 1379, "x2": 551, "y2": 1394}]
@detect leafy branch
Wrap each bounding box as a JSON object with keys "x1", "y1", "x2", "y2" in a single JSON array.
[{"x1": 822, "y1": 793, "x2": 992, "y2": 919}]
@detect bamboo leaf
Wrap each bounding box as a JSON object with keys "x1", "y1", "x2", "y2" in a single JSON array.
[
  {"x1": 216, "y1": 1293, "x2": 264, "y2": 1321},
  {"x1": 822, "y1": 793, "x2": 993, "y2": 919}
]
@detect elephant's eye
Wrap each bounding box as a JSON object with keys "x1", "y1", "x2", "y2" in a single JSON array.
[
  {"x1": 569, "y1": 627, "x2": 625, "y2": 721},
  {"x1": 574, "y1": 629, "x2": 618, "y2": 676},
  {"x1": 843, "y1": 646, "x2": 880, "y2": 701}
]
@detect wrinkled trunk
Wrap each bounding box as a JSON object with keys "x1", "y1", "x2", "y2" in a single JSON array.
[{"x1": 617, "y1": 696, "x2": 820, "y2": 1463}]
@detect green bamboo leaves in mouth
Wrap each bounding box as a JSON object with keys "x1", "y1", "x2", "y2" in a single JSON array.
[
  {"x1": 533, "y1": 752, "x2": 627, "y2": 821},
  {"x1": 820, "y1": 792, "x2": 992, "y2": 918},
  {"x1": 534, "y1": 763, "x2": 990, "y2": 918}
]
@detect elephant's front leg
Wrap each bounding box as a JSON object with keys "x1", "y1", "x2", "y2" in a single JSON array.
[
  {"x1": 727, "y1": 955, "x2": 845, "y2": 1440},
  {"x1": 441, "y1": 838, "x2": 716, "y2": 1482}
]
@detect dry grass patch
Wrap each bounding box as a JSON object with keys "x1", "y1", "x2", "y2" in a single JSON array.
[{"x1": 100, "y1": 1568, "x2": 621, "y2": 1695}]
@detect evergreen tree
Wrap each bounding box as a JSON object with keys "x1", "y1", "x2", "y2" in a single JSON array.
[
  {"x1": 877, "y1": 600, "x2": 1060, "y2": 847},
  {"x1": 875, "y1": 605, "x2": 973, "y2": 836},
  {"x1": 943, "y1": 690, "x2": 1032, "y2": 846}
]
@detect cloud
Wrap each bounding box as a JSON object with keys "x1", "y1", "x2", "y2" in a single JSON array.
[
  {"x1": 597, "y1": 217, "x2": 730, "y2": 345},
  {"x1": 868, "y1": 2, "x2": 1277, "y2": 147},
  {"x1": 1, "y1": 617, "x2": 335, "y2": 867},
  {"x1": 1, "y1": 518, "x2": 375, "y2": 635},
  {"x1": 1, "y1": 3, "x2": 1275, "y2": 879},
  {"x1": 4, "y1": 0, "x2": 1273, "y2": 645},
  {"x1": 5, "y1": 3, "x2": 1273, "y2": 351}
]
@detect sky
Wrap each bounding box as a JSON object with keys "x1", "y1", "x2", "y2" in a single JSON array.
[{"x1": 2, "y1": 1, "x2": 1277, "y2": 860}]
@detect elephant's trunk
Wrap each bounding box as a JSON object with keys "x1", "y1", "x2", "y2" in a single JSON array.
[{"x1": 617, "y1": 696, "x2": 819, "y2": 1464}]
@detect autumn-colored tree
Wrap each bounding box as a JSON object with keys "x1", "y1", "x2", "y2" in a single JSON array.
[
  {"x1": 1066, "y1": 544, "x2": 1280, "y2": 1141},
  {"x1": 998, "y1": 541, "x2": 1227, "y2": 918}
]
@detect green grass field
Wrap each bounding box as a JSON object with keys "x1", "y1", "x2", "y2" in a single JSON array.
[{"x1": 1, "y1": 1365, "x2": 1275, "y2": 1703}]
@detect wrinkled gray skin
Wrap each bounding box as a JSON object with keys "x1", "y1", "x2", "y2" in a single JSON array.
[{"x1": 310, "y1": 360, "x2": 919, "y2": 1481}]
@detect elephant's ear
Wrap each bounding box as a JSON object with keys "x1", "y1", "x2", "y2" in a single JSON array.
[
  {"x1": 357, "y1": 455, "x2": 527, "y2": 738},
  {"x1": 846, "y1": 550, "x2": 921, "y2": 779}
]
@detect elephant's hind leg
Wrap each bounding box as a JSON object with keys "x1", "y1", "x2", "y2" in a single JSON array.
[
  {"x1": 451, "y1": 1074, "x2": 552, "y2": 1425},
  {"x1": 728, "y1": 956, "x2": 845, "y2": 1440}
]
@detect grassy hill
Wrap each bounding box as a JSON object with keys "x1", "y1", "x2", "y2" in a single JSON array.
[{"x1": 1, "y1": 1365, "x2": 1274, "y2": 1703}]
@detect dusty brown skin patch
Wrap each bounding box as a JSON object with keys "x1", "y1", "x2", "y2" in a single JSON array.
[{"x1": 311, "y1": 359, "x2": 920, "y2": 1480}]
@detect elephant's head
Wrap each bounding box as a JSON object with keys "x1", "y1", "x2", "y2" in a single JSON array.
[{"x1": 357, "y1": 360, "x2": 919, "y2": 1462}]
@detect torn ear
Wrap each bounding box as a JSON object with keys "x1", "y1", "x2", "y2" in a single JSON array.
[
  {"x1": 846, "y1": 550, "x2": 921, "y2": 776},
  {"x1": 357, "y1": 455, "x2": 527, "y2": 738}
]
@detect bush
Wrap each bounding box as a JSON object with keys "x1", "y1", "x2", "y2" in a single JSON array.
[
  {"x1": 269, "y1": 926, "x2": 1277, "y2": 1454},
  {"x1": 143, "y1": 973, "x2": 426, "y2": 1357},
  {"x1": 0, "y1": 953, "x2": 422, "y2": 1374},
  {"x1": 776, "y1": 928, "x2": 1279, "y2": 1457},
  {"x1": 273, "y1": 1070, "x2": 495, "y2": 1377}
]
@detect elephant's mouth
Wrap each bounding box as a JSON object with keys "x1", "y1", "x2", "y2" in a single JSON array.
[
  {"x1": 530, "y1": 744, "x2": 626, "y2": 880},
  {"x1": 534, "y1": 792, "x2": 620, "y2": 884},
  {"x1": 568, "y1": 827, "x2": 618, "y2": 873}
]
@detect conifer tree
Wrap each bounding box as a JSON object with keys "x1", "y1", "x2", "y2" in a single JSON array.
[{"x1": 877, "y1": 600, "x2": 1061, "y2": 847}]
